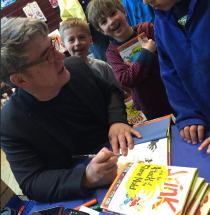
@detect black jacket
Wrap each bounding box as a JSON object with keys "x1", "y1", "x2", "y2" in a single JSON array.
[{"x1": 1, "y1": 57, "x2": 127, "y2": 202}]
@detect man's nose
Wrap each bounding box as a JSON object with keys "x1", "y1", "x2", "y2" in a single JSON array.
[
  {"x1": 75, "y1": 38, "x2": 80, "y2": 45},
  {"x1": 54, "y1": 49, "x2": 65, "y2": 63}
]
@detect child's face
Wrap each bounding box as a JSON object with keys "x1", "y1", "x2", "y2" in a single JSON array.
[
  {"x1": 98, "y1": 8, "x2": 131, "y2": 42},
  {"x1": 63, "y1": 26, "x2": 92, "y2": 61},
  {"x1": 143, "y1": 0, "x2": 181, "y2": 11}
]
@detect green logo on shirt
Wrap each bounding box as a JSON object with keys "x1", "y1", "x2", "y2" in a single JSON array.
[{"x1": 178, "y1": 15, "x2": 188, "y2": 26}]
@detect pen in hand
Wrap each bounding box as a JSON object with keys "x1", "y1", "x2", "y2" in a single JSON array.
[{"x1": 72, "y1": 153, "x2": 122, "y2": 159}]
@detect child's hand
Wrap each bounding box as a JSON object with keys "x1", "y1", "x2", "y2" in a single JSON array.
[
  {"x1": 180, "y1": 125, "x2": 204, "y2": 144},
  {"x1": 138, "y1": 36, "x2": 156, "y2": 53},
  {"x1": 198, "y1": 137, "x2": 210, "y2": 154},
  {"x1": 124, "y1": 61, "x2": 133, "y2": 67}
]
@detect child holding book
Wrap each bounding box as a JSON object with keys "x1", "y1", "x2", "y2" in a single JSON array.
[
  {"x1": 86, "y1": 0, "x2": 175, "y2": 120},
  {"x1": 143, "y1": 0, "x2": 210, "y2": 153},
  {"x1": 59, "y1": 18, "x2": 131, "y2": 94}
]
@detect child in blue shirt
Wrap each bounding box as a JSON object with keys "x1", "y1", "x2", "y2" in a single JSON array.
[{"x1": 143, "y1": 0, "x2": 210, "y2": 154}]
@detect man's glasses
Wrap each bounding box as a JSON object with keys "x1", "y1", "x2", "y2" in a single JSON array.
[{"x1": 17, "y1": 37, "x2": 60, "y2": 71}]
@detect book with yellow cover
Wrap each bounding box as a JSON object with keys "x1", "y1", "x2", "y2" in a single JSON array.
[
  {"x1": 101, "y1": 162, "x2": 198, "y2": 215},
  {"x1": 117, "y1": 32, "x2": 148, "y2": 64},
  {"x1": 124, "y1": 97, "x2": 147, "y2": 125}
]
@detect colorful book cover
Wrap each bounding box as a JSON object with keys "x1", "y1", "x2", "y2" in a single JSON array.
[
  {"x1": 118, "y1": 138, "x2": 168, "y2": 173},
  {"x1": 187, "y1": 183, "x2": 210, "y2": 215},
  {"x1": 117, "y1": 32, "x2": 148, "y2": 64},
  {"x1": 124, "y1": 97, "x2": 147, "y2": 125},
  {"x1": 185, "y1": 177, "x2": 206, "y2": 215},
  {"x1": 48, "y1": 29, "x2": 66, "y2": 53},
  {"x1": 195, "y1": 186, "x2": 210, "y2": 215},
  {"x1": 23, "y1": 1, "x2": 47, "y2": 22},
  {"x1": 101, "y1": 162, "x2": 198, "y2": 215}
]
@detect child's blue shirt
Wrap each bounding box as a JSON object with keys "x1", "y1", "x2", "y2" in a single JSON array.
[
  {"x1": 154, "y1": 0, "x2": 210, "y2": 131},
  {"x1": 121, "y1": 0, "x2": 154, "y2": 26}
]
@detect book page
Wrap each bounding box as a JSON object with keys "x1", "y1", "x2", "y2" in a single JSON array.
[{"x1": 117, "y1": 138, "x2": 168, "y2": 173}]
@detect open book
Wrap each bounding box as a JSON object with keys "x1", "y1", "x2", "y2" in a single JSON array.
[
  {"x1": 117, "y1": 32, "x2": 148, "y2": 64},
  {"x1": 117, "y1": 138, "x2": 169, "y2": 173},
  {"x1": 101, "y1": 162, "x2": 198, "y2": 215}
]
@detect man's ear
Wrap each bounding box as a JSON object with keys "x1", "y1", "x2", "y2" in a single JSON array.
[{"x1": 10, "y1": 73, "x2": 30, "y2": 88}]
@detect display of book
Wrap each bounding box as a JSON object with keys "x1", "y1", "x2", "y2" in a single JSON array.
[
  {"x1": 117, "y1": 32, "x2": 148, "y2": 64},
  {"x1": 101, "y1": 162, "x2": 198, "y2": 215}
]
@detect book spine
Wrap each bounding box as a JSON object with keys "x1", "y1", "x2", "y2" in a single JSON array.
[{"x1": 182, "y1": 169, "x2": 199, "y2": 215}]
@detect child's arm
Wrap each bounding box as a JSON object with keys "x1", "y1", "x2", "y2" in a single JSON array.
[{"x1": 106, "y1": 43, "x2": 157, "y2": 88}]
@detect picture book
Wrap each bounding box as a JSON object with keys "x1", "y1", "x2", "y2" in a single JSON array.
[
  {"x1": 117, "y1": 32, "x2": 148, "y2": 64},
  {"x1": 101, "y1": 162, "x2": 198, "y2": 215},
  {"x1": 185, "y1": 177, "x2": 206, "y2": 214},
  {"x1": 124, "y1": 97, "x2": 147, "y2": 125},
  {"x1": 23, "y1": 1, "x2": 47, "y2": 22},
  {"x1": 132, "y1": 114, "x2": 175, "y2": 166},
  {"x1": 186, "y1": 183, "x2": 210, "y2": 215},
  {"x1": 196, "y1": 188, "x2": 210, "y2": 215},
  {"x1": 117, "y1": 138, "x2": 168, "y2": 173}
]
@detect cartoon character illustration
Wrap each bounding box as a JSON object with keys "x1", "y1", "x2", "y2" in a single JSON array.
[
  {"x1": 148, "y1": 139, "x2": 159, "y2": 152},
  {"x1": 120, "y1": 192, "x2": 146, "y2": 212},
  {"x1": 129, "y1": 196, "x2": 146, "y2": 212}
]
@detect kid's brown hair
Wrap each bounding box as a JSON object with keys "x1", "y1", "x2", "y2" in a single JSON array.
[
  {"x1": 59, "y1": 18, "x2": 91, "y2": 43},
  {"x1": 86, "y1": 0, "x2": 124, "y2": 30}
]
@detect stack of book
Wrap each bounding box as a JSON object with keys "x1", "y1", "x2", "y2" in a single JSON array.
[
  {"x1": 101, "y1": 162, "x2": 210, "y2": 215},
  {"x1": 101, "y1": 115, "x2": 210, "y2": 215}
]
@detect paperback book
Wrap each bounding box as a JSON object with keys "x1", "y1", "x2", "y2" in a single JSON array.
[
  {"x1": 117, "y1": 32, "x2": 148, "y2": 64},
  {"x1": 124, "y1": 97, "x2": 147, "y2": 125},
  {"x1": 101, "y1": 162, "x2": 198, "y2": 215}
]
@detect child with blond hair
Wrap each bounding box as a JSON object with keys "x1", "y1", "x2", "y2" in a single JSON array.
[{"x1": 87, "y1": 0, "x2": 175, "y2": 120}]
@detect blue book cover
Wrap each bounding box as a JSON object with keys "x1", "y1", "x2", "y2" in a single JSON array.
[{"x1": 132, "y1": 115, "x2": 173, "y2": 145}]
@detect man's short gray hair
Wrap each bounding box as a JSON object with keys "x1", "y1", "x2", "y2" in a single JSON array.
[{"x1": 1, "y1": 17, "x2": 49, "y2": 87}]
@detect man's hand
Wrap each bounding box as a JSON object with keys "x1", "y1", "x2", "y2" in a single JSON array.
[
  {"x1": 180, "y1": 125, "x2": 205, "y2": 144},
  {"x1": 138, "y1": 36, "x2": 156, "y2": 53},
  {"x1": 108, "y1": 123, "x2": 142, "y2": 156},
  {"x1": 198, "y1": 137, "x2": 210, "y2": 154},
  {"x1": 81, "y1": 148, "x2": 118, "y2": 190}
]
